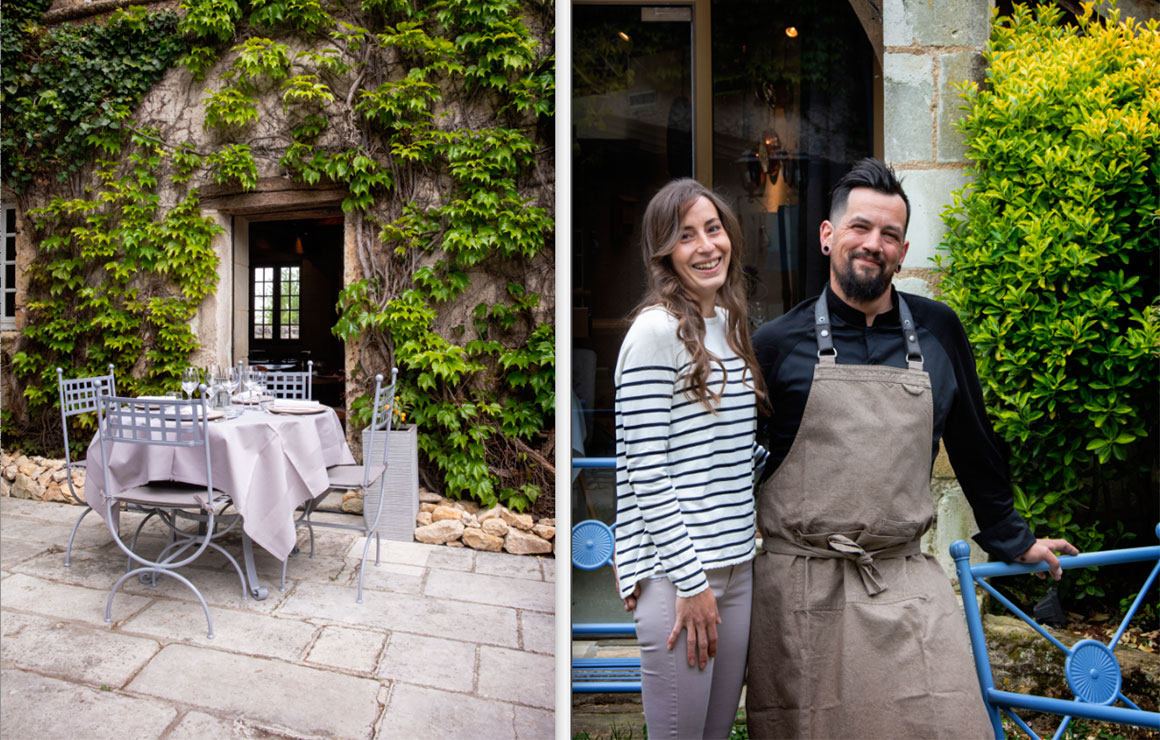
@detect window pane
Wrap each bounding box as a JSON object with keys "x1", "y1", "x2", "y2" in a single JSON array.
[
  {"x1": 5, "y1": 236, "x2": 14, "y2": 261},
  {"x1": 252, "y1": 266, "x2": 275, "y2": 340},
  {"x1": 5, "y1": 293, "x2": 13, "y2": 316}
]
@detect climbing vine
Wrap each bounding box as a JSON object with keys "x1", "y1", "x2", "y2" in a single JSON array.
[
  {"x1": 4, "y1": 0, "x2": 555, "y2": 511},
  {"x1": 1, "y1": 5, "x2": 186, "y2": 194},
  {"x1": 9, "y1": 128, "x2": 223, "y2": 450}
]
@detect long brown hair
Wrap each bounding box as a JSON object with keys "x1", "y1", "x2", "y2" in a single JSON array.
[{"x1": 634, "y1": 179, "x2": 769, "y2": 412}]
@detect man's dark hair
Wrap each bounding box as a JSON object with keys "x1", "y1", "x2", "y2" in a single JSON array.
[{"x1": 829, "y1": 157, "x2": 910, "y2": 234}]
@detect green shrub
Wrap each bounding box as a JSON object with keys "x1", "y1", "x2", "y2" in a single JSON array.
[{"x1": 937, "y1": 3, "x2": 1160, "y2": 598}]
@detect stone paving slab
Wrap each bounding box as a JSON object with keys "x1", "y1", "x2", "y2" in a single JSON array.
[
  {"x1": 10, "y1": 547, "x2": 263, "y2": 613},
  {"x1": 307, "y1": 624, "x2": 386, "y2": 675},
  {"x1": 474, "y1": 549, "x2": 550, "y2": 580},
  {"x1": 380, "y1": 683, "x2": 519, "y2": 739},
  {"x1": 369, "y1": 539, "x2": 437, "y2": 567},
  {"x1": 277, "y1": 580, "x2": 523, "y2": 648},
  {"x1": 0, "y1": 610, "x2": 161, "y2": 688},
  {"x1": 478, "y1": 645, "x2": 555, "y2": 710},
  {"x1": 121, "y1": 598, "x2": 319, "y2": 661},
  {"x1": 519, "y1": 609, "x2": 555, "y2": 655},
  {"x1": 376, "y1": 632, "x2": 477, "y2": 693},
  {"x1": 424, "y1": 545, "x2": 476, "y2": 572},
  {"x1": 0, "y1": 668, "x2": 178, "y2": 739},
  {"x1": 425, "y1": 568, "x2": 554, "y2": 611},
  {"x1": 129, "y1": 644, "x2": 384, "y2": 739},
  {"x1": 344, "y1": 560, "x2": 427, "y2": 596},
  {"x1": 515, "y1": 705, "x2": 557, "y2": 740},
  {"x1": 1, "y1": 515, "x2": 113, "y2": 549},
  {"x1": 0, "y1": 537, "x2": 53, "y2": 568},
  {"x1": 1, "y1": 572, "x2": 153, "y2": 627}
]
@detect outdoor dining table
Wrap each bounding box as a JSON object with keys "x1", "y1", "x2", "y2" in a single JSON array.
[{"x1": 83, "y1": 401, "x2": 355, "y2": 599}]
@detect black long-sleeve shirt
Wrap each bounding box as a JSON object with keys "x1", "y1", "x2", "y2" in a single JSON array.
[{"x1": 752, "y1": 287, "x2": 1035, "y2": 561}]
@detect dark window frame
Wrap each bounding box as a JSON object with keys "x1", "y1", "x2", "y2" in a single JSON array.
[
  {"x1": 2, "y1": 206, "x2": 16, "y2": 330},
  {"x1": 249, "y1": 262, "x2": 302, "y2": 346}
]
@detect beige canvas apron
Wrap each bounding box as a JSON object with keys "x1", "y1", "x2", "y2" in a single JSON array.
[{"x1": 746, "y1": 290, "x2": 992, "y2": 740}]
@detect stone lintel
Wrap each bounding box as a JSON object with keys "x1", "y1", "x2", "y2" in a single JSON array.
[{"x1": 198, "y1": 179, "x2": 347, "y2": 216}]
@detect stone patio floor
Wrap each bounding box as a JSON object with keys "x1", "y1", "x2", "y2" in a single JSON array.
[{"x1": 0, "y1": 495, "x2": 555, "y2": 739}]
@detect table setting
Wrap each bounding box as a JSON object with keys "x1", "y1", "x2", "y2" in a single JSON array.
[{"x1": 83, "y1": 363, "x2": 354, "y2": 599}]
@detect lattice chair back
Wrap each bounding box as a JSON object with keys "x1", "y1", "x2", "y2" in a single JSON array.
[
  {"x1": 95, "y1": 387, "x2": 247, "y2": 638},
  {"x1": 361, "y1": 368, "x2": 399, "y2": 528},
  {"x1": 56, "y1": 366, "x2": 117, "y2": 566},
  {"x1": 57, "y1": 365, "x2": 117, "y2": 500},
  {"x1": 265, "y1": 360, "x2": 313, "y2": 400},
  {"x1": 951, "y1": 528, "x2": 1160, "y2": 739}
]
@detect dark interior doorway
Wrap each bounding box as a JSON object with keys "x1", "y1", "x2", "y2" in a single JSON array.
[{"x1": 248, "y1": 217, "x2": 345, "y2": 413}]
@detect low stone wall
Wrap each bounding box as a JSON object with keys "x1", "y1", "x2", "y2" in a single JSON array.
[
  {"x1": 0, "y1": 451, "x2": 556, "y2": 557},
  {"x1": 1, "y1": 452, "x2": 82, "y2": 504},
  {"x1": 412, "y1": 490, "x2": 555, "y2": 556}
]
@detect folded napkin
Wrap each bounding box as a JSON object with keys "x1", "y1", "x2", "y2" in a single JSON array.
[{"x1": 271, "y1": 399, "x2": 322, "y2": 412}]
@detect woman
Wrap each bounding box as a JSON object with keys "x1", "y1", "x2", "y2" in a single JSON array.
[{"x1": 613, "y1": 179, "x2": 769, "y2": 739}]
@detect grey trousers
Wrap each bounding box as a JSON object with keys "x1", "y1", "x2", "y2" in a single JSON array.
[{"x1": 633, "y1": 560, "x2": 753, "y2": 740}]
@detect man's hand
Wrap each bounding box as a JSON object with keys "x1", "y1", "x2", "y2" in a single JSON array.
[
  {"x1": 667, "y1": 588, "x2": 721, "y2": 670},
  {"x1": 1016, "y1": 538, "x2": 1079, "y2": 580}
]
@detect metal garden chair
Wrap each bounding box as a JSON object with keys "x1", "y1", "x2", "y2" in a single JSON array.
[
  {"x1": 96, "y1": 389, "x2": 248, "y2": 638},
  {"x1": 56, "y1": 365, "x2": 117, "y2": 566},
  {"x1": 264, "y1": 360, "x2": 313, "y2": 400},
  {"x1": 952, "y1": 526, "x2": 1160, "y2": 739},
  {"x1": 280, "y1": 368, "x2": 397, "y2": 603}
]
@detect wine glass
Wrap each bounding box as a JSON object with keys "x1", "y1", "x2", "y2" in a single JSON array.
[
  {"x1": 247, "y1": 368, "x2": 269, "y2": 411},
  {"x1": 222, "y1": 367, "x2": 239, "y2": 404},
  {"x1": 180, "y1": 367, "x2": 200, "y2": 401}
]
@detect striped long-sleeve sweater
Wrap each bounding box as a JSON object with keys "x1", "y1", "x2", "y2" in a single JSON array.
[{"x1": 614, "y1": 306, "x2": 768, "y2": 599}]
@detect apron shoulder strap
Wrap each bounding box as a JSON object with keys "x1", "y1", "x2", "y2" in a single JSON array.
[{"x1": 813, "y1": 286, "x2": 925, "y2": 370}]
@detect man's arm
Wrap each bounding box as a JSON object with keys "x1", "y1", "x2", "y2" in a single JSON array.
[{"x1": 934, "y1": 305, "x2": 1041, "y2": 561}]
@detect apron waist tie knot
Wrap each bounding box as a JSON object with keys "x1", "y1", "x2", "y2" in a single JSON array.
[
  {"x1": 763, "y1": 534, "x2": 923, "y2": 596},
  {"x1": 826, "y1": 534, "x2": 888, "y2": 596}
]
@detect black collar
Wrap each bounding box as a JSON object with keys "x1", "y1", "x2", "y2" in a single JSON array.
[{"x1": 826, "y1": 284, "x2": 902, "y2": 328}]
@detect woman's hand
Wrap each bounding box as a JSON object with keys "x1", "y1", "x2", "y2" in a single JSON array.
[
  {"x1": 667, "y1": 588, "x2": 721, "y2": 669},
  {"x1": 611, "y1": 562, "x2": 642, "y2": 611},
  {"x1": 1016, "y1": 538, "x2": 1079, "y2": 580}
]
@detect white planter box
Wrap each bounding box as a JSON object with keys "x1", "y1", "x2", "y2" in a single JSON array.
[{"x1": 361, "y1": 424, "x2": 419, "y2": 542}]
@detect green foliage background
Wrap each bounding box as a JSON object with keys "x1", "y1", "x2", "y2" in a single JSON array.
[
  {"x1": 937, "y1": 3, "x2": 1160, "y2": 596},
  {"x1": 2, "y1": 0, "x2": 555, "y2": 512}
]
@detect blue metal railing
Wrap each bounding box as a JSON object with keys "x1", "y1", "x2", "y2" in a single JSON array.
[
  {"x1": 952, "y1": 525, "x2": 1160, "y2": 739},
  {"x1": 572, "y1": 456, "x2": 642, "y2": 693},
  {"x1": 573, "y1": 456, "x2": 615, "y2": 470}
]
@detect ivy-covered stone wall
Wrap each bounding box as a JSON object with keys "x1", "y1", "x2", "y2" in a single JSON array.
[{"x1": 1, "y1": 0, "x2": 555, "y2": 514}]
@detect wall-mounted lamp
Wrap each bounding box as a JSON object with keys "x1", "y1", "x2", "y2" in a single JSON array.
[
  {"x1": 617, "y1": 31, "x2": 631, "y2": 43},
  {"x1": 785, "y1": 26, "x2": 799, "y2": 38}
]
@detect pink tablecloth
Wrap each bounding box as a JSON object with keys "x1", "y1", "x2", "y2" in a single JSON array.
[{"x1": 84, "y1": 407, "x2": 355, "y2": 561}]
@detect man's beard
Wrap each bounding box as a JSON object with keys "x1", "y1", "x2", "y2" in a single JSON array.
[{"x1": 835, "y1": 251, "x2": 891, "y2": 302}]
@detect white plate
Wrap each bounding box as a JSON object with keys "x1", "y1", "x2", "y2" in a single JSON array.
[{"x1": 269, "y1": 404, "x2": 326, "y2": 415}]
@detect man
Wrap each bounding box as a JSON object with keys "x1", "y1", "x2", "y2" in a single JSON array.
[{"x1": 746, "y1": 158, "x2": 1076, "y2": 739}]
